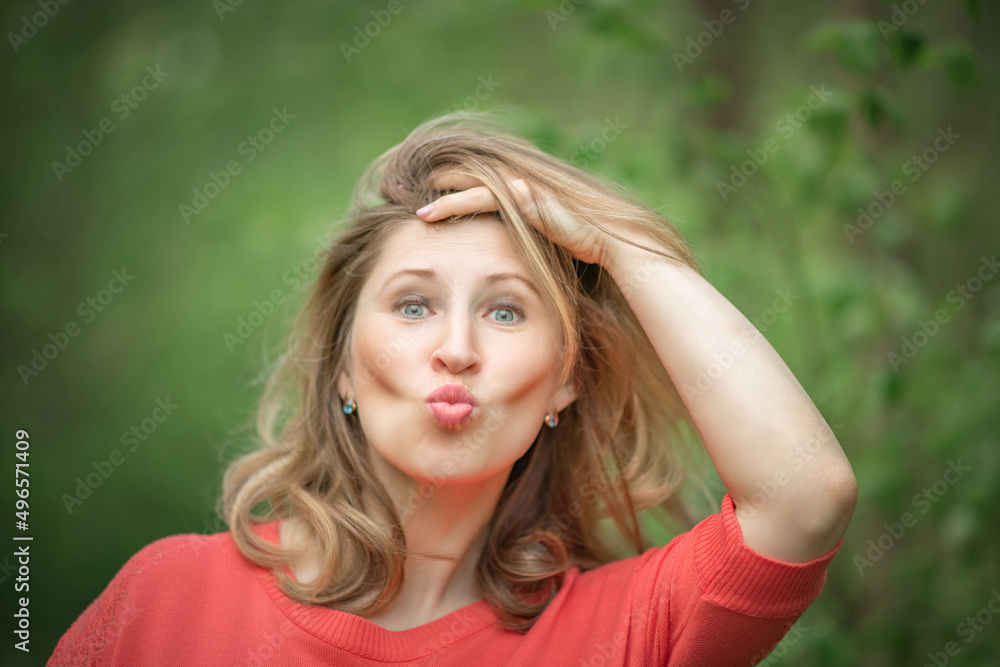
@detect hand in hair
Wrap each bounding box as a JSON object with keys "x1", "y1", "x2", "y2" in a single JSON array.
[
  {"x1": 415, "y1": 167, "x2": 857, "y2": 564},
  {"x1": 416, "y1": 172, "x2": 619, "y2": 267}
]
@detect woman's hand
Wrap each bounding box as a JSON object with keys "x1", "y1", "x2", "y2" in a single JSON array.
[
  {"x1": 415, "y1": 172, "x2": 614, "y2": 267},
  {"x1": 416, "y1": 173, "x2": 857, "y2": 563}
]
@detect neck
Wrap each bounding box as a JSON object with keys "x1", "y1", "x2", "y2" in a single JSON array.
[
  {"x1": 364, "y1": 455, "x2": 510, "y2": 629},
  {"x1": 281, "y1": 456, "x2": 512, "y2": 631}
]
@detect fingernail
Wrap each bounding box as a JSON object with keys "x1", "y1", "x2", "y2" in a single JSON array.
[{"x1": 416, "y1": 204, "x2": 433, "y2": 217}]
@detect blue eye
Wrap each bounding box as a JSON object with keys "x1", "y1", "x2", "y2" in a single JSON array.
[
  {"x1": 403, "y1": 303, "x2": 425, "y2": 316},
  {"x1": 490, "y1": 302, "x2": 523, "y2": 324},
  {"x1": 397, "y1": 297, "x2": 432, "y2": 318}
]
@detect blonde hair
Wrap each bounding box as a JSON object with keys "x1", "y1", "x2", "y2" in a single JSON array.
[{"x1": 222, "y1": 110, "x2": 703, "y2": 633}]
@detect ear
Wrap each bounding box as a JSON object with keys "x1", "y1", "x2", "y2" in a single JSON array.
[
  {"x1": 552, "y1": 379, "x2": 577, "y2": 414},
  {"x1": 337, "y1": 369, "x2": 353, "y2": 399}
]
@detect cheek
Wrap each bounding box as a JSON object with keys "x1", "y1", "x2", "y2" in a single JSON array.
[
  {"x1": 351, "y1": 325, "x2": 422, "y2": 465},
  {"x1": 496, "y1": 335, "x2": 564, "y2": 398},
  {"x1": 351, "y1": 320, "x2": 419, "y2": 392}
]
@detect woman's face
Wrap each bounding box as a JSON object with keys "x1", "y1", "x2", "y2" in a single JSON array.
[{"x1": 338, "y1": 215, "x2": 575, "y2": 489}]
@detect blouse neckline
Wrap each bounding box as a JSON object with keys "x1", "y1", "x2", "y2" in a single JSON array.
[{"x1": 248, "y1": 520, "x2": 501, "y2": 661}]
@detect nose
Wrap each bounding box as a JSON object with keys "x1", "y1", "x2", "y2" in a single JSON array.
[{"x1": 431, "y1": 309, "x2": 481, "y2": 375}]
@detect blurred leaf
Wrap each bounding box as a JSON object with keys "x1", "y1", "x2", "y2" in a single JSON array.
[
  {"x1": 941, "y1": 505, "x2": 978, "y2": 551},
  {"x1": 872, "y1": 211, "x2": 911, "y2": 251},
  {"x1": 942, "y1": 43, "x2": 977, "y2": 89},
  {"x1": 858, "y1": 87, "x2": 907, "y2": 130},
  {"x1": 838, "y1": 20, "x2": 886, "y2": 75},
  {"x1": 804, "y1": 19, "x2": 885, "y2": 75},
  {"x1": 802, "y1": 19, "x2": 842, "y2": 52},
  {"x1": 835, "y1": 160, "x2": 884, "y2": 211},
  {"x1": 964, "y1": 0, "x2": 982, "y2": 22},
  {"x1": 859, "y1": 88, "x2": 887, "y2": 129},
  {"x1": 980, "y1": 312, "x2": 1000, "y2": 351},
  {"x1": 889, "y1": 29, "x2": 926, "y2": 68},
  {"x1": 687, "y1": 74, "x2": 731, "y2": 110},
  {"x1": 582, "y1": 6, "x2": 661, "y2": 51},
  {"x1": 520, "y1": 114, "x2": 564, "y2": 156},
  {"x1": 806, "y1": 104, "x2": 849, "y2": 140},
  {"x1": 927, "y1": 188, "x2": 972, "y2": 235}
]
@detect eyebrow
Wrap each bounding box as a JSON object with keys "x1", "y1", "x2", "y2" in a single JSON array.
[{"x1": 378, "y1": 268, "x2": 543, "y2": 299}]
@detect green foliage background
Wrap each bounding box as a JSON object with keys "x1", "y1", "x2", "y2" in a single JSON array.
[{"x1": 2, "y1": 1, "x2": 998, "y2": 664}]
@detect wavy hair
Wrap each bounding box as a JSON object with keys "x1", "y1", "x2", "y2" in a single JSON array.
[{"x1": 222, "y1": 110, "x2": 704, "y2": 633}]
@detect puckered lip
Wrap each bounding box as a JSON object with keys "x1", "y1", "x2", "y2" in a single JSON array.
[{"x1": 425, "y1": 383, "x2": 479, "y2": 406}]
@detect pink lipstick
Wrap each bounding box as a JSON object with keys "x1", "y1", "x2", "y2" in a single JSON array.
[{"x1": 425, "y1": 384, "x2": 479, "y2": 428}]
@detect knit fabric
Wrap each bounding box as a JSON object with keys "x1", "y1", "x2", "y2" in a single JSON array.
[{"x1": 48, "y1": 493, "x2": 840, "y2": 666}]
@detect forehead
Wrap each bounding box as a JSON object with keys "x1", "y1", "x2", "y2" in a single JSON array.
[{"x1": 370, "y1": 215, "x2": 528, "y2": 278}]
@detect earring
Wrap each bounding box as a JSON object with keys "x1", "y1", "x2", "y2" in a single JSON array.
[
  {"x1": 544, "y1": 411, "x2": 559, "y2": 428},
  {"x1": 342, "y1": 396, "x2": 357, "y2": 415}
]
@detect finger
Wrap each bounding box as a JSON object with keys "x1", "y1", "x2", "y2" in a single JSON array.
[{"x1": 418, "y1": 186, "x2": 499, "y2": 221}]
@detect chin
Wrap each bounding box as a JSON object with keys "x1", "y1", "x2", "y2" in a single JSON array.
[{"x1": 404, "y1": 445, "x2": 520, "y2": 487}]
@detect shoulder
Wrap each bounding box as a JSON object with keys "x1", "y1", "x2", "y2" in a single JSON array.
[
  {"x1": 119, "y1": 530, "x2": 232, "y2": 577},
  {"x1": 49, "y1": 522, "x2": 283, "y2": 666},
  {"x1": 555, "y1": 496, "x2": 840, "y2": 664},
  {"x1": 575, "y1": 493, "x2": 840, "y2": 617},
  {"x1": 119, "y1": 520, "x2": 280, "y2": 580}
]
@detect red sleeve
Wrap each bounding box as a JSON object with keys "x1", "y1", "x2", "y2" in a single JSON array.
[
  {"x1": 47, "y1": 537, "x2": 192, "y2": 667},
  {"x1": 643, "y1": 493, "x2": 841, "y2": 666}
]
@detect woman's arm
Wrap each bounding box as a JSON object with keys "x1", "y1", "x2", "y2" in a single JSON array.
[
  {"x1": 601, "y1": 230, "x2": 857, "y2": 563},
  {"x1": 417, "y1": 174, "x2": 857, "y2": 563}
]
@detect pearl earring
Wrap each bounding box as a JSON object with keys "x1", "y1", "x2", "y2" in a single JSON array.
[
  {"x1": 544, "y1": 411, "x2": 559, "y2": 428},
  {"x1": 342, "y1": 396, "x2": 357, "y2": 415}
]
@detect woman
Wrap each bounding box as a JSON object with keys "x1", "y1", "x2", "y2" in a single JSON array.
[{"x1": 50, "y1": 111, "x2": 857, "y2": 666}]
